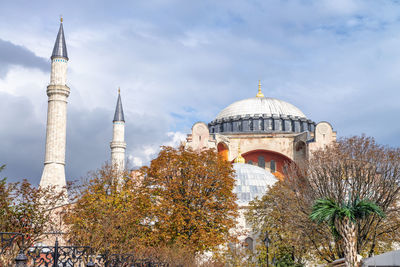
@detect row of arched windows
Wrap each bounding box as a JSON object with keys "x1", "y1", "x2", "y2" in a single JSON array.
[{"x1": 247, "y1": 157, "x2": 276, "y2": 173}]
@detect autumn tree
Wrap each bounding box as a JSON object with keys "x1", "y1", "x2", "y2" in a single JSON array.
[
  {"x1": 246, "y1": 136, "x2": 400, "y2": 265},
  {"x1": 0, "y1": 165, "x2": 68, "y2": 265},
  {"x1": 64, "y1": 164, "x2": 153, "y2": 257},
  {"x1": 140, "y1": 145, "x2": 239, "y2": 253},
  {"x1": 246, "y1": 182, "x2": 317, "y2": 265},
  {"x1": 65, "y1": 146, "x2": 238, "y2": 264}
]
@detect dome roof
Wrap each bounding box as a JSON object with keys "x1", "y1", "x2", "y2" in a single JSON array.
[
  {"x1": 215, "y1": 97, "x2": 306, "y2": 120},
  {"x1": 233, "y1": 163, "x2": 277, "y2": 206}
]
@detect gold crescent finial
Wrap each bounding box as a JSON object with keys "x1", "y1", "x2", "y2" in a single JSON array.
[
  {"x1": 60, "y1": 15, "x2": 63, "y2": 23},
  {"x1": 118, "y1": 87, "x2": 120, "y2": 94},
  {"x1": 256, "y1": 80, "x2": 264, "y2": 98}
]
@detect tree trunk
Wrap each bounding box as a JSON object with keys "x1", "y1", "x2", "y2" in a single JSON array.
[{"x1": 339, "y1": 218, "x2": 358, "y2": 267}]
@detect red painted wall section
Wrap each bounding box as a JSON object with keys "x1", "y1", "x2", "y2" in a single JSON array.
[{"x1": 241, "y1": 150, "x2": 292, "y2": 177}]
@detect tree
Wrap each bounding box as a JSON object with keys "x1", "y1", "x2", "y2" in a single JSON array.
[
  {"x1": 0, "y1": 165, "x2": 68, "y2": 265},
  {"x1": 246, "y1": 136, "x2": 400, "y2": 264},
  {"x1": 246, "y1": 182, "x2": 319, "y2": 265},
  {"x1": 65, "y1": 146, "x2": 238, "y2": 263},
  {"x1": 310, "y1": 197, "x2": 385, "y2": 266},
  {"x1": 140, "y1": 145, "x2": 239, "y2": 253},
  {"x1": 64, "y1": 164, "x2": 153, "y2": 257}
]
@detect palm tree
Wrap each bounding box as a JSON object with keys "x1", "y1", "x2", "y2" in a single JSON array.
[{"x1": 310, "y1": 197, "x2": 385, "y2": 267}]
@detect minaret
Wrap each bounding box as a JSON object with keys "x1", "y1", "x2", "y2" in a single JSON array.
[
  {"x1": 40, "y1": 18, "x2": 69, "y2": 190},
  {"x1": 110, "y1": 89, "x2": 126, "y2": 173}
]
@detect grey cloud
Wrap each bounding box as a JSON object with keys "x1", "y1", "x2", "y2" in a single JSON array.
[
  {"x1": 0, "y1": 90, "x2": 178, "y2": 185},
  {"x1": 0, "y1": 92, "x2": 44, "y2": 184},
  {"x1": 0, "y1": 39, "x2": 48, "y2": 77},
  {"x1": 64, "y1": 106, "x2": 173, "y2": 183}
]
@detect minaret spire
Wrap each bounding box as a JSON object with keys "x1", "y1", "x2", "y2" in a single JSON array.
[
  {"x1": 110, "y1": 88, "x2": 127, "y2": 175},
  {"x1": 40, "y1": 19, "x2": 70, "y2": 195},
  {"x1": 51, "y1": 18, "x2": 68, "y2": 60},
  {"x1": 113, "y1": 88, "x2": 125, "y2": 122}
]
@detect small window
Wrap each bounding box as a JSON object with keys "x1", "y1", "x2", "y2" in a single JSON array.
[
  {"x1": 247, "y1": 160, "x2": 253, "y2": 165},
  {"x1": 258, "y1": 156, "x2": 265, "y2": 168},
  {"x1": 270, "y1": 160, "x2": 276, "y2": 173}
]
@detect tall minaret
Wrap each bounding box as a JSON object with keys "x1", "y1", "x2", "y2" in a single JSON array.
[
  {"x1": 40, "y1": 18, "x2": 69, "y2": 190},
  {"x1": 110, "y1": 89, "x2": 126, "y2": 173}
]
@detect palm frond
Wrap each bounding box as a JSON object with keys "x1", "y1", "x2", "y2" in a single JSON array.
[
  {"x1": 352, "y1": 199, "x2": 385, "y2": 220},
  {"x1": 310, "y1": 198, "x2": 340, "y2": 223}
]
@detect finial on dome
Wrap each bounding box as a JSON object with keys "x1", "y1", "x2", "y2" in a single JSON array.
[
  {"x1": 118, "y1": 87, "x2": 120, "y2": 94},
  {"x1": 60, "y1": 15, "x2": 63, "y2": 23},
  {"x1": 256, "y1": 80, "x2": 264, "y2": 98},
  {"x1": 234, "y1": 144, "x2": 246, "y2": 164}
]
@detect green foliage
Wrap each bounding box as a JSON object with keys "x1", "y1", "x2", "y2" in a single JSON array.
[
  {"x1": 310, "y1": 197, "x2": 385, "y2": 229},
  {"x1": 351, "y1": 197, "x2": 386, "y2": 220},
  {"x1": 275, "y1": 253, "x2": 303, "y2": 267},
  {"x1": 310, "y1": 197, "x2": 386, "y2": 266}
]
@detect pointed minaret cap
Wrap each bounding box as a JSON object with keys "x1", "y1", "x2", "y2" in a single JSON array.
[
  {"x1": 256, "y1": 80, "x2": 264, "y2": 98},
  {"x1": 113, "y1": 88, "x2": 125, "y2": 122},
  {"x1": 234, "y1": 144, "x2": 246, "y2": 164},
  {"x1": 51, "y1": 17, "x2": 68, "y2": 60}
]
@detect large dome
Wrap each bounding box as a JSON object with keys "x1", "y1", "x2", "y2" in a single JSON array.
[
  {"x1": 216, "y1": 97, "x2": 306, "y2": 120},
  {"x1": 233, "y1": 163, "x2": 277, "y2": 206}
]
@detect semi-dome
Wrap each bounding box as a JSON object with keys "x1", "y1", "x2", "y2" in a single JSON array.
[
  {"x1": 216, "y1": 97, "x2": 306, "y2": 120},
  {"x1": 233, "y1": 163, "x2": 277, "y2": 206}
]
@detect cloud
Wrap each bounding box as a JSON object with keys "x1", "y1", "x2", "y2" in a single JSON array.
[
  {"x1": 1, "y1": 0, "x2": 400, "y2": 184},
  {"x1": 0, "y1": 92, "x2": 44, "y2": 183},
  {"x1": 0, "y1": 39, "x2": 48, "y2": 77}
]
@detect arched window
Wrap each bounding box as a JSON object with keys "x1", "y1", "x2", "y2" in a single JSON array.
[
  {"x1": 247, "y1": 160, "x2": 253, "y2": 165},
  {"x1": 244, "y1": 237, "x2": 254, "y2": 251},
  {"x1": 270, "y1": 160, "x2": 276, "y2": 173},
  {"x1": 258, "y1": 156, "x2": 265, "y2": 168},
  {"x1": 217, "y1": 143, "x2": 229, "y2": 161}
]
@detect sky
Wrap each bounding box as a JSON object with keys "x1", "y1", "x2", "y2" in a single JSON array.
[{"x1": 1, "y1": 0, "x2": 400, "y2": 185}]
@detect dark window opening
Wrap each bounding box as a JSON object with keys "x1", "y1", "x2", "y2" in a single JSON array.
[
  {"x1": 258, "y1": 156, "x2": 265, "y2": 168},
  {"x1": 270, "y1": 160, "x2": 276, "y2": 173}
]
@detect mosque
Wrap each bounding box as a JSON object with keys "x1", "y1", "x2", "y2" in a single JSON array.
[
  {"x1": 185, "y1": 72, "x2": 337, "y2": 250},
  {"x1": 39, "y1": 19, "x2": 336, "y2": 251},
  {"x1": 186, "y1": 83, "x2": 336, "y2": 178}
]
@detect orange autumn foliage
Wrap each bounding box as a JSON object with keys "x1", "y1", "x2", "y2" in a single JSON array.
[
  {"x1": 65, "y1": 146, "x2": 238, "y2": 257},
  {"x1": 140, "y1": 145, "x2": 239, "y2": 252}
]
